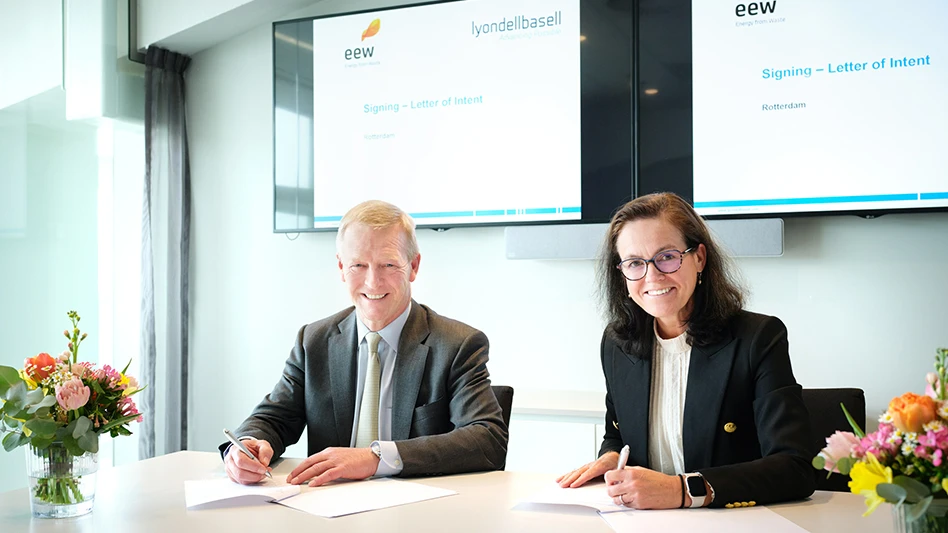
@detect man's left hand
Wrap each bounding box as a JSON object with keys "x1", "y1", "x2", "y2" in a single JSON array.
[{"x1": 287, "y1": 447, "x2": 380, "y2": 487}]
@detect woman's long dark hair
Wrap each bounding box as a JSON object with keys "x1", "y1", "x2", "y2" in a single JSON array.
[{"x1": 597, "y1": 192, "x2": 745, "y2": 356}]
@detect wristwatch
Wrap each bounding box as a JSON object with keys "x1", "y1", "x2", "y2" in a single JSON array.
[
  {"x1": 683, "y1": 473, "x2": 708, "y2": 508},
  {"x1": 370, "y1": 441, "x2": 382, "y2": 459}
]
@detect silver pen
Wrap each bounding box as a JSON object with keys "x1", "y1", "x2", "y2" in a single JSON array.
[{"x1": 223, "y1": 428, "x2": 273, "y2": 479}]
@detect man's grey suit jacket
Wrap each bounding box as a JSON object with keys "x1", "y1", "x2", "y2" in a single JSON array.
[{"x1": 226, "y1": 300, "x2": 508, "y2": 476}]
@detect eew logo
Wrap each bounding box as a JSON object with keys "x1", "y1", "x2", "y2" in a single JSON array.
[
  {"x1": 735, "y1": 1, "x2": 776, "y2": 16},
  {"x1": 346, "y1": 19, "x2": 380, "y2": 60}
]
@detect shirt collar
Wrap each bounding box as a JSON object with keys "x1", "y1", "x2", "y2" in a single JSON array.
[{"x1": 356, "y1": 303, "x2": 412, "y2": 354}]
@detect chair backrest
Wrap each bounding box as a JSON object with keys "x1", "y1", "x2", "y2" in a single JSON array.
[
  {"x1": 491, "y1": 385, "x2": 514, "y2": 429},
  {"x1": 801, "y1": 387, "x2": 866, "y2": 492}
]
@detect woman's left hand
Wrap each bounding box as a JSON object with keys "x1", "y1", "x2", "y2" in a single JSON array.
[{"x1": 604, "y1": 467, "x2": 685, "y2": 510}]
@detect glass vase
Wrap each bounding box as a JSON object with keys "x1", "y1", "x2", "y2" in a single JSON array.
[
  {"x1": 893, "y1": 499, "x2": 948, "y2": 533},
  {"x1": 25, "y1": 440, "x2": 99, "y2": 518}
]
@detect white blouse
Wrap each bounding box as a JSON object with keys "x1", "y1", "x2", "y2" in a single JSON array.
[{"x1": 647, "y1": 325, "x2": 692, "y2": 475}]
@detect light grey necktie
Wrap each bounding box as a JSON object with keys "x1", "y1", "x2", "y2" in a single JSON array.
[{"x1": 355, "y1": 332, "x2": 382, "y2": 448}]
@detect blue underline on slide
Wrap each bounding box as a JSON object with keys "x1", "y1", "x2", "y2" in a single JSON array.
[
  {"x1": 694, "y1": 193, "x2": 919, "y2": 209},
  {"x1": 314, "y1": 207, "x2": 581, "y2": 223},
  {"x1": 921, "y1": 192, "x2": 948, "y2": 200}
]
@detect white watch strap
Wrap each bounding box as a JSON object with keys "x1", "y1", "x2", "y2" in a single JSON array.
[{"x1": 685, "y1": 474, "x2": 707, "y2": 508}]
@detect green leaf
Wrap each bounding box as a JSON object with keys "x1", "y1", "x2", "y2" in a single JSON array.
[
  {"x1": 907, "y1": 496, "x2": 934, "y2": 521},
  {"x1": 2, "y1": 400, "x2": 22, "y2": 416},
  {"x1": 55, "y1": 426, "x2": 71, "y2": 441},
  {"x1": 0, "y1": 366, "x2": 20, "y2": 396},
  {"x1": 27, "y1": 395, "x2": 57, "y2": 414},
  {"x1": 29, "y1": 435, "x2": 54, "y2": 450},
  {"x1": 1, "y1": 431, "x2": 27, "y2": 452},
  {"x1": 88, "y1": 379, "x2": 106, "y2": 396},
  {"x1": 98, "y1": 413, "x2": 142, "y2": 433},
  {"x1": 25, "y1": 418, "x2": 60, "y2": 438},
  {"x1": 877, "y1": 483, "x2": 908, "y2": 505},
  {"x1": 812, "y1": 455, "x2": 826, "y2": 470},
  {"x1": 836, "y1": 456, "x2": 854, "y2": 476},
  {"x1": 72, "y1": 416, "x2": 92, "y2": 439},
  {"x1": 77, "y1": 431, "x2": 98, "y2": 453},
  {"x1": 893, "y1": 475, "x2": 932, "y2": 503},
  {"x1": 840, "y1": 403, "x2": 866, "y2": 438},
  {"x1": 24, "y1": 387, "x2": 45, "y2": 406},
  {"x1": 4, "y1": 381, "x2": 27, "y2": 404},
  {"x1": 61, "y1": 435, "x2": 84, "y2": 456}
]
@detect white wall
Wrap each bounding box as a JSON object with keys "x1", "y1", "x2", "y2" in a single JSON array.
[
  {"x1": 0, "y1": 0, "x2": 62, "y2": 111},
  {"x1": 184, "y1": 6, "x2": 948, "y2": 461}
]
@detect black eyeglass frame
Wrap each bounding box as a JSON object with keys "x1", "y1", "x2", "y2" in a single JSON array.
[{"x1": 616, "y1": 246, "x2": 699, "y2": 281}]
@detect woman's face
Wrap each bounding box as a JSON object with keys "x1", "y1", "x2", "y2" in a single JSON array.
[{"x1": 615, "y1": 217, "x2": 706, "y2": 338}]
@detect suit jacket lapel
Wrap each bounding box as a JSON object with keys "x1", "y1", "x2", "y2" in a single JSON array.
[
  {"x1": 682, "y1": 332, "x2": 737, "y2": 471},
  {"x1": 613, "y1": 343, "x2": 651, "y2": 467},
  {"x1": 329, "y1": 311, "x2": 358, "y2": 446},
  {"x1": 391, "y1": 301, "x2": 430, "y2": 441}
]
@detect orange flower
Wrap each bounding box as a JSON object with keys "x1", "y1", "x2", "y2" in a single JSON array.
[
  {"x1": 25, "y1": 352, "x2": 57, "y2": 381},
  {"x1": 888, "y1": 392, "x2": 936, "y2": 433}
]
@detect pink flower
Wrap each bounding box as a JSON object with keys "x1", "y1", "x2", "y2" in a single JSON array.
[
  {"x1": 99, "y1": 364, "x2": 122, "y2": 389},
  {"x1": 819, "y1": 431, "x2": 860, "y2": 472},
  {"x1": 71, "y1": 362, "x2": 93, "y2": 379},
  {"x1": 55, "y1": 377, "x2": 91, "y2": 411},
  {"x1": 119, "y1": 396, "x2": 143, "y2": 423}
]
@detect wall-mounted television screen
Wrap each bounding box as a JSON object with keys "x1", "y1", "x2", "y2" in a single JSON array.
[
  {"x1": 637, "y1": 0, "x2": 948, "y2": 218},
  {"x1": 274, "y1": 0, "x2": 634, "y2": 232}
]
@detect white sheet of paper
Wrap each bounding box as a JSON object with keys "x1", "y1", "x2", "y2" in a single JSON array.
[
  {"x1": 276, "y1": 478, "x2": 457, "y2": 518},
  {"x1": 599, "y1": 505, "x2": 811, "y2": 533},
  {"x1": 520, "y1": 482, "x2": 629, "y2": 514},
  {"x1": 184, "y1": 478, "x2": 301, "y2": 508}
]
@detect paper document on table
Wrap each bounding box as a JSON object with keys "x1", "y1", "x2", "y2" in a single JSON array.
[
  {"x1": 520, "y1": 482, "x2": 629, "y2": 514},
  {"x1": 277, "y1": 478, "x2": 457, "y2": 518},
  {"x1": 599, "y1": 505, "x2": 810, "y2": 533},
  {"x1": 184, "y1": 477, "x2": 301, "y2": 509}
]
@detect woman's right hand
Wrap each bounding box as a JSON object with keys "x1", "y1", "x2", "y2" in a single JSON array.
[{"x1": 556, "y1": 451, "x2": 619, "y2": 488}]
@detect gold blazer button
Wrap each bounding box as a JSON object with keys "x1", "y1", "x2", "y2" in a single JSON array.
[
  {"x1": 724, "y1": 422, "x2": 737, "y2": 433},
  {"x1": 613, "y1": 420, "x2": 619, "y2": 430}
]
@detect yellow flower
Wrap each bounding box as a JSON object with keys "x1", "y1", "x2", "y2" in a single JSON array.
[
  {"x1": 17, "y1": 369, "x2": 38, "y2": 390},
  {"x1": 848, "y1": 452, "x2": 893, "y2": 516},
  {"x1": 942, "y1": 478, "x2": 948, "y2": 494}
]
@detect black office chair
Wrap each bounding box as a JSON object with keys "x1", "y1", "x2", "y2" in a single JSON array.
[
  {"x1": 491, "y1": 385, "x2": 514, "y2": 429},
  {"x1": 490, "y1": 385, "x2": 514, "y2": 471},
  {"x1": 801, "y1": 387, "x2": 866, "y2": 492}
]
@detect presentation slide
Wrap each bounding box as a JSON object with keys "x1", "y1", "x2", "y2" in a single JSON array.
[
  {"x1": 692, "y1": 0, "x2": 948, "y2": 216},
  {"x1": 311, "y1": 0, "x2": 581, "y2": 228}
]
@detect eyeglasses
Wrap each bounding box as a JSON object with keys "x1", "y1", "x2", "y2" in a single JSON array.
[{"x1": 616, "y1": 247, "x2": 698, "y2": 281}]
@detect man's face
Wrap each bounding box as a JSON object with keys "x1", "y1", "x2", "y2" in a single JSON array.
[{"x1": 337, "y1": 223, "x2": 420, "y2": 332}]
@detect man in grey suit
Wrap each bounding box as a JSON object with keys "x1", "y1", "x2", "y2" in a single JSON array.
[{"x1": 223, "y1": 200, "x2": 508, "y2": 486}]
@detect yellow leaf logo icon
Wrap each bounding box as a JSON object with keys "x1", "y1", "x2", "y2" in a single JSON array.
[{"x1": 362, "y1": 19, "x2": 380, "y2": 41}]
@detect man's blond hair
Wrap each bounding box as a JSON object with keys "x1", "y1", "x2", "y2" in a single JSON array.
[{"x1": 336, "y1": 200, "x2": 419, "y2": 261}]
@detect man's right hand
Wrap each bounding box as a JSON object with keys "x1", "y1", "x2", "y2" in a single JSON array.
[{"x1": 224, "y1": 438, "x2": 274, "y2": 485}]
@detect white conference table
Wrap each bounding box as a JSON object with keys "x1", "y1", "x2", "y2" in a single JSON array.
[{"x1": 0, "y1": 451, "x2": 892, "y2": 532}]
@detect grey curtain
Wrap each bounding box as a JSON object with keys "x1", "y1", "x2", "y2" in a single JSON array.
[{"x1": 140, "y1": 46, "x2": 191, "y2": 459}]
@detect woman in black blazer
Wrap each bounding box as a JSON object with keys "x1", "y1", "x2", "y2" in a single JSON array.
[{"x1": 557, "y1": 193, "x2": 815, "y2": 509}]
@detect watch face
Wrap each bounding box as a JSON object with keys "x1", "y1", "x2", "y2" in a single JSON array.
[{"x1": 686, "y1": 475, "x2": 708, "y2": 497}]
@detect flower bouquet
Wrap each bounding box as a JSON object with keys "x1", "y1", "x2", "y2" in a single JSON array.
[
  {"x1": 0, "y1": 311, "x2": 144, "y2": 518},
  {"x1": 813, "y1": 348, "x2": 948, "y2": 533}
]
